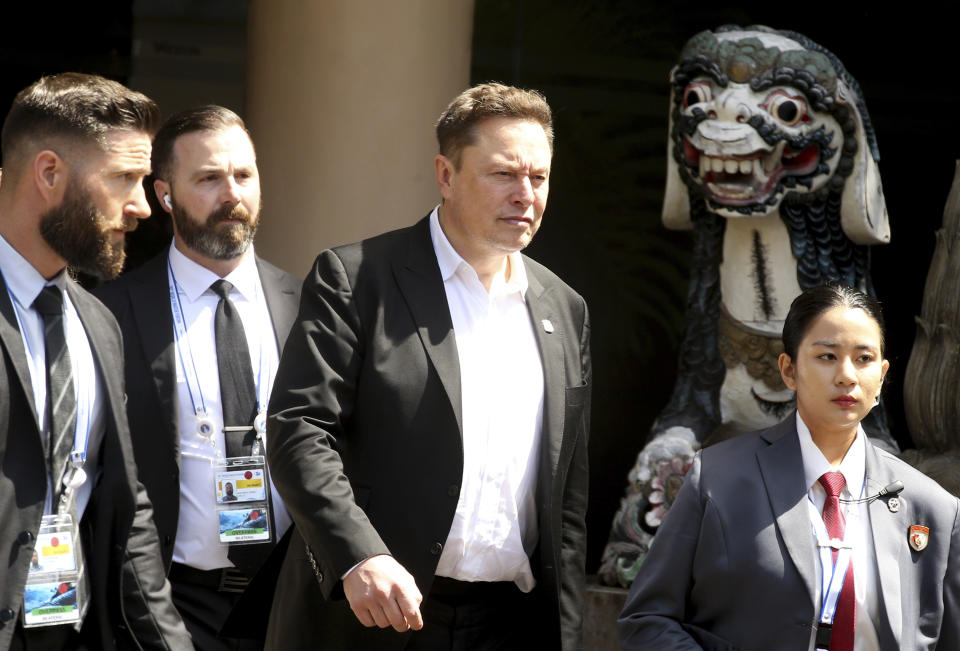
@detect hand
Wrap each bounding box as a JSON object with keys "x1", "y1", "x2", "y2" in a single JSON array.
[{"x1": 342, "y1": 554, "x2": 424, "y2": 632}]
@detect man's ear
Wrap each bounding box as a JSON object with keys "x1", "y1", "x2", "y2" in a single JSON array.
[
  {"x1": 778, "y1": 352, "x2": 798, "y2": 392},
  {"x1": 33, "y1": 150, "x2": 67, "y2": 206},
  {"x1": 434, "y1": 154, "x2": 455, "y2": 202},
  {"x1": 154, "y1": 179, "x2": 172, "y2": 214}
]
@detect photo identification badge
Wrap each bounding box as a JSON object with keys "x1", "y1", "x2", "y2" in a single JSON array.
[
  {"x1": 214, "y1": 455, "x2": 272, "y2": 545},
  {"x1": 23, "y1": 514, "x2": 87, "y2": 627}
]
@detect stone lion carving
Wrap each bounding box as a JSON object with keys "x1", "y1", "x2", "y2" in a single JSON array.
[{"x1": 600, "y1": 25, "x2": 896, "y2": 587}]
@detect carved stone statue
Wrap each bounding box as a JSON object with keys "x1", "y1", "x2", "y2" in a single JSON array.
[
  {"x1": 901, "y1": 163, "x2": 960, "y2": 496},
  {"x1": 600, "y1": 25, "x2": 896, "y2": 587}
]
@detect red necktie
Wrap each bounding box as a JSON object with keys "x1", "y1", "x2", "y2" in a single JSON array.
[{"x1": 819, "y1": 471, "x2": 855, "y2": 651}]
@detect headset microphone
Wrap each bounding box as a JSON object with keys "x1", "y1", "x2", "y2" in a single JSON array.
[{"x1": 840, "y1": 480, "x2": 903, "y2": 504}]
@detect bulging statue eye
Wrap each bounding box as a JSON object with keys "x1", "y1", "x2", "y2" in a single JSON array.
[
  {"x1": 764, "y1": 91, "x2": 807, "y2": 126},
  {"x1": 682, "y1": 81, "x2": 712, "y2": 109}
]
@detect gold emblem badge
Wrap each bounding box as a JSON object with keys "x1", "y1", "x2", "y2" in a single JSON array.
[{"x1": 909, "y1": 525, "x2": 930, "y2": 552}]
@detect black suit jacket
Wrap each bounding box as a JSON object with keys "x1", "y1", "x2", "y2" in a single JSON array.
[
  {"x1": 265, "y1": 217, "x2": 591, "y2": 650},
  {"x1": 95, "y1": 247, "x2": 301, "y2": 572},
  {"x1": 0, "y1": 270, "x2": 191, "y2": 651}
]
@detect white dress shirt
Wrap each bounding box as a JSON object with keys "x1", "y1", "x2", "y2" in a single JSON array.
[
  {"x1": 796, "y1": 412, "x2": 882, "y2": 651},
  {"x1": 428, "y1": 207, "x2": 545, "y2": 592},
  {"x1": 0, "y1": 233, "x2": 105, "y2": 518},
  {"x1": 167, "y1": 242, "x2": 290, "y2": 570}
]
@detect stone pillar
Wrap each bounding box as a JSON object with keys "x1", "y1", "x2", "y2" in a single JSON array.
[{"x1": 246, "y1": 0, "x2": 474, "y2": 276}]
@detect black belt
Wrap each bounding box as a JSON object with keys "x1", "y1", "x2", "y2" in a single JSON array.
[
  {"x1": 169, "y1": 562, "x2": 251, "y2": 594},
  {"x1": 429, "y1": 576, "x2": 523, "y2": 604}
]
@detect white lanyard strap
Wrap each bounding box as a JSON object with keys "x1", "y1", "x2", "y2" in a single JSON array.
[
  {"x1": 62, "y1": 296, "x2": 93, "y2": 470},
  {"x1": 808, "y1": 497, "x2": 853, "y2": 627},
  {"x1": 254, "y1": 282, "x2": 271, "y2": 414},
  {"x1": 168, "y1": 259, "x2": 275, "y2": 440},
  {"x1": 807, "y1": 475, "x2": 864, "y2": 638},
  {"x1": 167, "y1": 260, "x2": 207, "y2": 418}
]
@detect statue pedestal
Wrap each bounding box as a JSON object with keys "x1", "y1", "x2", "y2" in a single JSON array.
[{"x1": 584, "y1": 578, "x2": 628, "y2": 651}]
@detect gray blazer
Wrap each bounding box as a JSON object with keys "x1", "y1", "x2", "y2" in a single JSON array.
[{"x1": 618, "y1": 415, "x2": 960, "y2": 651}]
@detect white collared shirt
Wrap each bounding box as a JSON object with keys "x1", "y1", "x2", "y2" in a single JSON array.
[
  {"x1": 167, "y1": 242, "x2": 290, "y2": 570},
  {"x1": 796, "y1": 412, "x2": 881, "y2": 651},
  {"x1": 0, "y1": 233, "x2": 104, "y2": 518},
  {"x1": 428, "y1": 207, "x2": 545, "y2": 592}
]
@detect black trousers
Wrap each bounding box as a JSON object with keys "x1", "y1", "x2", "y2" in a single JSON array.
[
  {"x1": 169, "y1": 563, "x2": 262, "y2": 651},
  {"x1": 404, "y1": 577, "x2": 540, "y2": 651},
  {"x1": 9, "y1": 617, "x2": 84, "y2": 651}
]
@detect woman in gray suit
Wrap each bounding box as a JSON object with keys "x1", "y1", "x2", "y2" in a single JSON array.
[{"x1": 618, "y1": 284, "x2": 960, "y2": 651}]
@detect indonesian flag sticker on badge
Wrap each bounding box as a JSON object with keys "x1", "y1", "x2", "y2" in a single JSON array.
[{"x1": 909, "y1": 525, "x2": 930, "y2": 551}]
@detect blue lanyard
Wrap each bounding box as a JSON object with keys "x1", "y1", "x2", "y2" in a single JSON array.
[
  {"x1": 167, "y1": 260, "x2": 209, "y2": 421},
  {"x1": 807, "y1": 477, "x2": 865, "y2": 644},
  {"x1": 167, "y1": 259, "x2": 273, "y2": 442}
]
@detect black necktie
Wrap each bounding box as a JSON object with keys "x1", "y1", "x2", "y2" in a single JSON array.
[
  {"x1": 34, "y1": 285, "x2": 90, "y2": 628},
  {"x1": 34, "y1": 285, "x2": 76, "y2": 504},
  {"x1": 211, "y1": 279, "x2": 274, "y2": 571},
  {"x1": 211, "y1": 279, "x2": 257, "y2": 457}
]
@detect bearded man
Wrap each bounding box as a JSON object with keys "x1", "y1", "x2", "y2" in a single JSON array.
[
  {"x1": 95, "y1": 105, "x2": 300, "y2": 650},
  {"x1": 0, "y1": 73, "x2": 191, "y2": 651}
]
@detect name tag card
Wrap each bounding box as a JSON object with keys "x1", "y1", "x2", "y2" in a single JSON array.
[
  {"x1": 214, "y1": 456, "x2": 272, "y2": 545},
  {"x1": 23, "y1": 514, "x2": 87, "y2": 628}
]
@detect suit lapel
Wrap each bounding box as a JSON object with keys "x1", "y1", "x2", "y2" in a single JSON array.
[
  {"x1": 0, "y1": 269, "x2": 40, "y2": 431},
  {"x1": 756, "y1": 419, "x2": 818, "y2": 606},
  {"x1": 66, "y1": 280, "x2": 121, "y2": 422},
  {"x1": 129, "y1": 252, "x2": 179, "y2": 448},
  {"x1": 392, "y1": 218, "x2": 463, "y2": 434},
  {"x1": 256, "y1": 257, "x2": 298, "y2": 351},
  {"x1": 524, "y1": 267, "x2": 565, "y2": 484},
  {"x1": 864, "y1": 442, "x2": 903, "y2": 646}
]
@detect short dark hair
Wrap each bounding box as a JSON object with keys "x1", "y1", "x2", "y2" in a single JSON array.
[
  {"x1": 151, "y1": 105, "x2": 249, "y2": 182},
  {"x1": 782, "y1": 283, "x2": 886, "y2": 359},
  {"x1": 436, "y1": 82, "x2": 553, "y2": 167},
  {"x1": 1, "y1": 73, "x2": 160, "y2": 171}
]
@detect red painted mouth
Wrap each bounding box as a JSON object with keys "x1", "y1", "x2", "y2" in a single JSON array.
[{"x1": 684, "y1": 139, "x2": 820, "y2": 205}]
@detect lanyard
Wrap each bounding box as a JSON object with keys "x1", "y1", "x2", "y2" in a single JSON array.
[
  {"x1": 167, "y1": 259, "x2": 275, "y2": 448},
  {"x1": 5, "y1": 282, "x2": 93, "y2": 505},
  {"x1": 807, "y1": 477, "x2": 864, "y2": 636},
  {"x1": 61, "y1": 294, "x2": 93, "y2": 499},
  {"x1": 167, "y1": 260, "x2": 211, "y2": 440}
]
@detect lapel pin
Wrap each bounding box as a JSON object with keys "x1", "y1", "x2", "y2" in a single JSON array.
[
  {"x1": 541, "y1": 319, "x2": 554, "y2": 334},
  {"x1": 908, "y1": 524, "x2": 929, "y2": 552},
  {"x1": 887, "y1": 497, "x2": 900, "y2": 513}
]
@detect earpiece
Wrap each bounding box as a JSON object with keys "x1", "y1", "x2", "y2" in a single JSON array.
[{"x1": 163, "y1": 194, "x2": 172, "y2": 210}]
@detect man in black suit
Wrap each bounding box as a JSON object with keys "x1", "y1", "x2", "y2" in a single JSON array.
[
  {"x1": 0, "y1": 73, "x2": 191, "y2": 650},
  {"x1": 96, "y1": 106, "x2": 300, "y2": 650},
  {"x1": 266, "y1": 83, "x2": 591, "y2": 650}
]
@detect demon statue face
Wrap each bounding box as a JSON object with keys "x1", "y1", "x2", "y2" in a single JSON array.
[
  {"x1": 599, "y1": 26, "x2": 895, "y2": 588},
  {"x1": 664, "y1": 27, "x2": 889, "y2": 241}
]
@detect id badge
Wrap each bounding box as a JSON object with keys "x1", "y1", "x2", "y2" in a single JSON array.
[
  {"x1": 23, "y1": 514, "x2": 87, "y2": 627},
  {"x1": 214, "y1": 456, "x2": 272, "y2": 545}
]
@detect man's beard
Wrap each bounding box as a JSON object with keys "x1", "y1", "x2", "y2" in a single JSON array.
[
  {"x1": 39, "y1": 183, "x2": 133, "y2": 280},
  {"x1": 171, "y1": 200, "x2": 258, "y2": 260}
]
